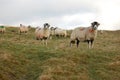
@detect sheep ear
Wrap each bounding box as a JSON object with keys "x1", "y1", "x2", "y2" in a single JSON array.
[
  {"x1": 54, "y1": 27, "x2": 57, "y2": 30},
  {"x1": 98, "y1": 23, "x2": 100, "y2": 26},
  {"x1": 91, "y1": 22, "x2": 94, "y2": 26},
  {"x1": 44, "y1": 23, "x2": 47, "y2": 28},
  {"x1": 44, "y1": 24, "x2": 46, "y2": 28}
]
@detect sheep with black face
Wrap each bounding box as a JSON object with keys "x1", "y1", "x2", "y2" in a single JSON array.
[
  {"x1": 35, "y1": 23, "x2": 50, "y2": 45},
  {"x1": 70, "y1": 21, "x2": 100, "y2": 48}
]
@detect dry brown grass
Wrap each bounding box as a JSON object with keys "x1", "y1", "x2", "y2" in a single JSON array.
[{"x1": 0, "y1": 27, "x2": 120, "y2": 80}]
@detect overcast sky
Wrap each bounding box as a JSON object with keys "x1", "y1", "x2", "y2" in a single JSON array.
[{"x1": 0, "y1": 0, "x2": 120, "y2": 30}]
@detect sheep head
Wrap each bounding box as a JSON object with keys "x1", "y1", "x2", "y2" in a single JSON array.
[
  {"x1": 91, "y1": 21, "x2": 100, "y2": 30},
  {"x1": 50, "y1": 27, "x2": 55, "y2": 30},
  {"x1": 44, "y1": 23, "x2": 50, "y2": 29},
  {"x1": 54, "y1": 27, "x2": 58, "y2": 30},
  {"x1": 20, "y1": 24, "x2": 22, "y2": 27}
]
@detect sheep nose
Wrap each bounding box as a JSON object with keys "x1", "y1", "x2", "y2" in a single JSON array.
[{"x1": 94, "y1": 25, "x2": 98, "y2": 30}]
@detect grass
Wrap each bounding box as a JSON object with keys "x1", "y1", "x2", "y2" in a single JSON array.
[{"x1": 0, "y1": 27, "x2": 120, "y2": 80}]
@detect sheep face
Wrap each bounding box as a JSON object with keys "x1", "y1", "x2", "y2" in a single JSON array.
[
  {"x1": 44, "y1": 23, "x2": 50, "y2": 29},
  {"x1": 91, "y1": 21, "x2": 100, "y2": 30},
  {"x1": 50, "y1": 27, "x2": 55, "y2": 30},
  {"x1": 20, "y1": 24, "x2": 22, "y2": 27}
]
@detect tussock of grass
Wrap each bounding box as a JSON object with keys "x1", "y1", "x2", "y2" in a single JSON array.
[{"x1": 39, "y1": 57, "x2": 90, "y2": 80}]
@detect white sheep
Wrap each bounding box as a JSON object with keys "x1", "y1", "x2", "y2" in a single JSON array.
[
  {"x1": 35, "y1": 23, "x2": 50, "y2": 45},
  {"x1": 0, "y1": 26, "x2": 6, "y2": 33},
  {"x1": 19, "y1": 24, "x2": 29, "y2": 34},
  {"x1": 49, "y1": 27, "x2": 55, "y2": 39},
  {"x1": 49, "y1": 27, "x2": 55, "y2": 37},
  {"x1": 70, "y1": 21, "x2": 100, "y2": 48},
  {"x1": 54, "y1": 27, "x2": 67, "y2": 37}
]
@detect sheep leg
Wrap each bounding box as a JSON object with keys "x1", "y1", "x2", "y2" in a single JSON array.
[
  {"x1": 76, "y1": 39, "x2": 80, "y2": 48},
  {"x1": 43, "y1": 37, "x2": 48, "y2": 46},
  {"x1": 19, "y1": 31, "x2": 22, "y2": 35},
  {"x1": 42, "y1": 40, "x2": 45, "y2": 45},
  {"x1": 91, "y1": 40, "x2": 94, "y2": 48},
  {"x1": 45, "y1": 39, "x2": 47, "y2": 46},
  {"x1": 70, "y1": 40, "x2": 75, "y2": 47},
  {"x1": 36, "y1": 37, "x2": 39, "y2": 40},
  {"x1": 87, "y1": 40, "x2": 91, "y2": 49},
  {"x1": 49, "y1": 36, "x2": 52, "y2": 39}
]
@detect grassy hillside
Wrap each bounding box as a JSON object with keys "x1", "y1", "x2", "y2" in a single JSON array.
[{"x1": 0, "y1": 27, "x2": 120, "y2": 80}]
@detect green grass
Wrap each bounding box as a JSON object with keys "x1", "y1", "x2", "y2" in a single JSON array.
[{"x1": 0, "y1": 27, "x2": 120, "y2": 80}]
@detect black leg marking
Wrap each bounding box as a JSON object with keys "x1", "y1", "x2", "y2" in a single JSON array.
[
  {"x1": 43, "y1": 37, "x2": 48, "y2": 40},
  {"x1": 76, "y1": 39, "x2": 80, "y2": 48},
  {"x1": 36, "y1": 37, "x2": 39, "y2": 40},
  {"x1": 90, "y1": 40, "x2": 94, "y2": 47},
  {"x1": 87, "y1": 40, "x2": 90, "y2": 48},
  {"x1": 70, "y1": 40, "x2": 75, "y2": 47},
  {"x1": 87, "y1": 40, "x2": 90, "y2": 44}
]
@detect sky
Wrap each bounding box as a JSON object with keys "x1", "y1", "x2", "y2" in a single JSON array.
[{"x1": 0, "y1": 0, "x2": 120, "y2": 30}]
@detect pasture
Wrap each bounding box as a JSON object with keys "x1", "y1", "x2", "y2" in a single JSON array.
[{"x1": 0, "y1": 27, "x2": 120, "y2": 80}]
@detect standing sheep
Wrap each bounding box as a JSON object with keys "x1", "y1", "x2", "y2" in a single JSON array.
[
  {"x1": 49, "y1": 27, "x2": 55, "y2": 39},
  {"x1": 0, "y1": 26, "x2": 6, "y2": 34},
  {"x1": 19, "y1": 24, "x2": 29, "y2": 34},
  {"x1": 54, "y1": 27, "x2": 67, "y2": 37},
  {"x1": 35, "y1": 23, "x2": 50, "y2": 45},
  {"x1": 70, "y1": 21, "x2": 100, "y2": 48}
]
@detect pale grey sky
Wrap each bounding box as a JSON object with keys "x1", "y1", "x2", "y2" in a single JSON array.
[{"x1": 0, "y1": 0, "x2": 120, "y2": 30}]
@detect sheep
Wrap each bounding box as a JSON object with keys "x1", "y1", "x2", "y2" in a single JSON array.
[
  {"x1": 19, "y1": 24, "x2": 29, "y2": 34},
  {"x1": 48, "y1": 27, "x2": 55, "y2": 39},
  {"x1": 50, "y1": 27, "x2": 55, "y2": 36},
  {"x1": 54, "y1": 27, "x2": 67, "y2": 37},
  {"x1": 70, "y1": 21, "x2": 100, "y2": 48},
  {"x1": 35, "y1": 23, "x2": 50, "y2": 45},
  {"x1": 0, "y1": 26, "x2": 6, "y2": 33}
]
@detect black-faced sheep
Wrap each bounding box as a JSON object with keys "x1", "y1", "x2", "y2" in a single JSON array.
[
  {"x1": 35, "y1": 23, "x2": 50, "y2": 45},
  {"x1": 54, "y1": 27, "x2": 67, "y2": 37},
  {"x1": 70, "y1": 21, "x2": 100, "y2": 48}
]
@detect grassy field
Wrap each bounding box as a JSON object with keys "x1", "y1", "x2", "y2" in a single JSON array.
[{"x1": 0, "y1": 27, "x2": 120, "y2": 80}]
